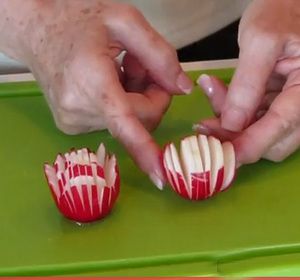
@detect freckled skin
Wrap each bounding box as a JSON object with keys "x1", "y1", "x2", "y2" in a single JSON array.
[
  {"x1": 81, "y1": 8, "x2": 90, "y2": 14},
  {"x1": 0, "y1": 0, "x2": 187, "y2": 184}
]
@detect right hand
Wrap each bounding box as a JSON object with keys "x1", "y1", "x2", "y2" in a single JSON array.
[
  {"x1": 0, "y1": 0, "x2": 193, "y2": 189},
  {"x1": 196, "y1": 0, "x2": 300, "y2": 166}
]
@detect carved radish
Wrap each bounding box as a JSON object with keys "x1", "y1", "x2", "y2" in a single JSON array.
[
  {"x1": 163, "y1": 135, "x2": 236, "y2": 200},
  {"x1": 44, "y1": 144, "x2": 120, "y2": 223}
]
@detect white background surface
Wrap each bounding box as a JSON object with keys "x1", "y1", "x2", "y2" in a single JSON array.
[{"x1": 0, "y1": 0, "x2": 249, "y2": 75}]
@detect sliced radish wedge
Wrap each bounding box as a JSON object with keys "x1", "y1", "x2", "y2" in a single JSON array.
[
  {"x1": 169, "y1": 143, "x2": 189, "y2": 199},
  {"x1": 162, "y1": 134, "x2": 236, "y2": 201},
  {"x1": 44, "y1": 144, "x2": 120, "y2": 223},
  {"x1": 208, "y1": 136, "x2": 224, "y2": 195},
  {"x1": 180, "y1": 136, "x2": 204, "y2": 199},
  {"x1": 198, "y1": 135, "x2": 211, "y2": 199},
  {"x1": 221, "y1": 142, "x2": 236, "y2": 191}
]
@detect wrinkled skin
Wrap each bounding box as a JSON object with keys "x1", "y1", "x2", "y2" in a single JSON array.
[
  {"x1": 0, "y1": 0, "x2": 193, "y2": 188},
  {"x1": 197, "y1": 0, "x2": 300, "y2": 165}
]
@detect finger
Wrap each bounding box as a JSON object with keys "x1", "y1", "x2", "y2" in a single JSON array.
[
  {"x1": 221, "y1": 34, "x2": 283, "y2": 132},
  {"x1": 127, "y1": 84, "x2": 171, "y2": 131},
  {"x1": 80, "y1": 53, "x2": 166, "y2": 189},
  {"x1": 197, "y1": 74, "x2": 283, "y2": 117},
  {"x1": 193, "y1": 118, "x2": 239, "y2": 142},
  {"x1": 197, "y1": 74, "x2": 227, "y2": 116},
  {"x1": 122, "y1": 52, "x2": 147, "y2": 92},
  {"x1": 275, "y1": 40, "x2": 300, "y2": 76},
  {"x1": 233, "y1": 84, "x2": 300, "y2": 165},
  {"x1": 263, "y1": 126, "x2": 300, "y2": 162},
  {"x1": 275, "y1": 57, "x2": 300, "y2": 77},
  {"x1": 106, "y1": 107, "x2": 166, "y2": 190},
  {"x1": 105, "y1": 3, "x2": 193, "y2": 94},
  {"x1": 262, "y1": 69, "x2": 300, "y2": 161}
]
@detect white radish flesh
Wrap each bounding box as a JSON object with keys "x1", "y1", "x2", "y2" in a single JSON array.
[
  {"x1": 163, "y1": 145, "x2": 179, "y2": 193},
  {"x1": 207, "y1": 136, "x2": 224, "y2": 195},
  {"x1": 97, "y1": 143, "x2": 106, "y2": 166},
  {"x1": 221, "y1": 142, "x2": 236, "y2": 191},
  {"x1": 198, "y1": 135, "x2": 211, "y2": 197},
  {"x1": 169, "y1": 143, "x2": 189, "y2": 198}
]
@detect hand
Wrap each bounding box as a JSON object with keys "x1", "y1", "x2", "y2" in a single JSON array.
[
  {"x1": 0, "y1": 0, "x2": 193, "y2": 188},
  {"x1": 196, "y1": 0, "x2": 300, "y2": 165}
]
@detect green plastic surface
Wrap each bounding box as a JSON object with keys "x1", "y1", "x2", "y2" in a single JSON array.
[{"x1": 1, "y1": 69, "x2": 300, "y2": 276}]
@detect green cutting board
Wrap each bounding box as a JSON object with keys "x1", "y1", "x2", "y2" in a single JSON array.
[{"x1": 1, "y1": 69, "x2": 300, "y2": 277}]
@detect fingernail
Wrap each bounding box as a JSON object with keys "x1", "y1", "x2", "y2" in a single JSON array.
[
  {"x1": 197, "y1": 74, "x2": 213, "y2": 97},
  {"x1": 192, "y1": 123, "x2": 211, "y2": 135},
  {"x1": 221, "y1": 107, "x2": 247, "y2": 132},
  {"x1": 149, "y1": 172, "x2": 164, "y2": 190},
  {"x1": 176, "y1": 72, "x2": 194, "y2": 94}
]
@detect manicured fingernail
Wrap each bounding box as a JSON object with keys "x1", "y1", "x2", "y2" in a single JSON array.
[
  {"x1": 192, "y1": 123, "x2": 211, "y2": 135},
  {"x1": 149, "y1": 172, "x2": 164, "y2": 190},
  {"x1": 197, "y1": 74, "x2": 213, "y2": 97},
  {"x1": 221, "y1": 107, "x2": 247, "y2": 132},
  {"x1": 177, "y1": 72, "x2": 193, "y2": 94}
]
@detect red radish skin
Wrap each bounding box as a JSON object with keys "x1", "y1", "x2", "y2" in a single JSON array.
[
  {"x1": 44, "y1": 145, "x2": 120, "y2": 223},
  {"x1": 212, "y1": 167, "x2": 225, "y2": 194},
  {"x1": 162, "y1": 144, "x2": 191, "y2": 200},
  {"x1": 175, "y1": 171, "x2": 190, "y2": 200},
  {"x1": 162, "y1": 145, "x2": 178, "y2": 193},
  {"x1": 191, "y1": 172, "x2": 209, "y2": 200},
  {"x1": 204, "y1": 171, "x2": 211, "y2": 199}
]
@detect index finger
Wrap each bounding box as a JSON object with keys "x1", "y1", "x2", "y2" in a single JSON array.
[
  {"x1": 95, "y1": 58, "x2": 166, "y2": 190},
  {"x1": 105, "y1": 92, "x2": 165, "y2": 190}
]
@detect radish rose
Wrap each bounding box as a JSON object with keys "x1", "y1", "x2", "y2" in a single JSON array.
[
  {"x1": 44, "y1": 144, "x2": 120, "y2": 223},
  {"x1": 163, "y1": 134, "x2": 236, "y2": 200}
]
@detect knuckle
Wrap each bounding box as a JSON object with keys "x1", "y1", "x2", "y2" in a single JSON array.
[
  {"x1": 268, "y1": 107, "x2": 298, "y2": 133},
  {"x1": 238, "y1": 76, "x2": 261, "y2": 96},
  {"x1": 55, "y1": 121, "x2": 79, "y2": 135},
  {"x1": 265, "y1": 153, "x2": 286, "y2": 163},
  {"x1": 107, "y1": 111, "x2": 135, "y2": 139},
  {"x1": 236, "y1": 133, "x2": 262, "y2": 164},
  {"x1": 57, "y1": 93, "x2": 78, "y2": 113},
  {"x1": 264, "y1": 148, "x2": 287, "y2": 162},
  {"x1": 151, "y1": 44, "x2": 178, "y2": 72},
  {"x1": 56, "y1": 113, "x2": 76, "y2": 129},
  {"x1": 160, "y1": 45, "x2": 177, "y2": 64},
  {"x1": 54, "y1": 107, "x2": 78, "y2": 131},
  {"x1": 240, "y1": 24, "x2": 280, "y2": 49},
  {"x1": 118, "y1": 4, "x2": 142, "y2": 21}
]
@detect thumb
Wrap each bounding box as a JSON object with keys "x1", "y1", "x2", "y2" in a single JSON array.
[{"x1": 222, "y1": 34, "x2": 283, "y2": 132}]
